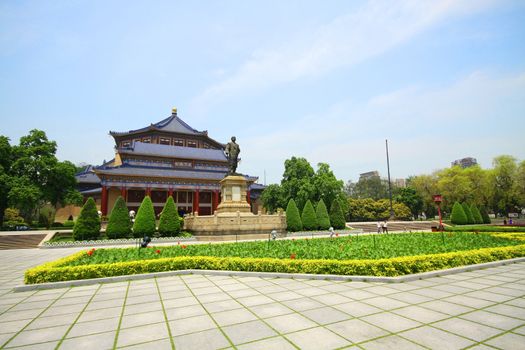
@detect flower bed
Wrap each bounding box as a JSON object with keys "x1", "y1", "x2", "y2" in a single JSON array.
[{"x1": 25, "y1": 232, "x2": 525, "y2": 284}]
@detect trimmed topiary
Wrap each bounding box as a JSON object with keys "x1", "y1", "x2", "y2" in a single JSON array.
[
  {"x1": 329, "y1": 199, "x2": 346, "y2": 229},
  {"x1": 451, "y1": 201, "x2": 468, "y2": 225},
  {"x1": 158, "y1": 196, "x2": 181, "y2": 237},
  {"x1": 73, "y1": 197, "x2": 101, "y2": 241},
  {"x1": 316, "y1": 199, "x2": 331, "y2": 230},
  {"x1": 106, "y1": 196, "x2": 131, "y2": 239},
  {"x1": 462, "y1": 203, "x2": 475, "y2": 224},
  {"x1": 286, "y1": 199, "x2": 302, "y2": 232},
  {"x1": 301, "y1": 200, "x2": 317, "y2": 231},
  {"x1": 470, "y1": 204, "x2": 483, "y2": 225},
  {"x1": 480, "y1": 207, "x2": 491, "y2": 224},
  {"x1": 132, "y1": 196, "x2": 156, "y2": 238}
]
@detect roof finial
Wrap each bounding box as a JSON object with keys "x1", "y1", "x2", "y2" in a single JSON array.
[{"x1": 172, "y1": 107, "x2": 177, "y2": 115}]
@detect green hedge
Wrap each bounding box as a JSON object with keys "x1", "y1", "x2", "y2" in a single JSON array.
[
  {"x1": 286, "y1": 199, "x2": 302, "y2": 232},
  {"x1": 132, "y1": 196, "x2": 156, "y2": 238},
  {"x1": 301, "y1": 200, "x2": 318, "y2": 231},
  {"x1": 445, "y1": 225, "x2": 525, "y2": 232},
  {"x1": 329, "y1": 199, "x2": 346, "y2": 229},
  {"x1": 24, "y1": 244, "x2": 525, "y2": 284},
  {"x1": 106, "y1": 196, "x2": 131, "y2": 239},
  {"x1": 158, "y1": 196, "x2": 181, "y2": 237},
  {"x1": 451, "y1": 201, "x2": 468, "y2": 225},
  {"x1": 73, "y1": 197, "x2": 100, "y2": 241}
]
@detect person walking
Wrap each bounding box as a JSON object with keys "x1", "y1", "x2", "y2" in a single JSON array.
[
  {"x1": 383, "y1": 220, "x2": 388, "y2": 234},
  {"x1": 377, "y1": 221, "x2": 382, "y2": 234}
]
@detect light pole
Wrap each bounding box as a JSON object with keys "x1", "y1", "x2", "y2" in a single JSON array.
[
  {"x1": 385, "y1": 139, "x2": 394, "y2": 218},
  {"x1": 433, "y1": 194, "x2": 443, "y2": 230}
]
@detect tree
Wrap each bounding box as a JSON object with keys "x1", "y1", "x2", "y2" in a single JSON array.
[
  {"x1": 352, "y1": 176, "x2": 389, "y2": 200},
  {"x1": 393, "y1": 187, "x2": 423, "y2": 219},
  {"x1": 158, "y1": 196, "x2": 181, "y2": 237},
  {"x1": 313, "y1": 163, "x2": 344, "y2": 211},
  {"x1": 450, "y1": 202, "x2": 468, "y2": 225},
  {"x1": 7, "y1": 176, "x2": 41, "y2": 222},
  {"x1": 281, "y1": 157, "x2": 316, "y2": 211},
  {"x1": 106, "y1": 196, "x2": 131, "y2": 239},
  {"x1": 492, "y1": 155, "x2": 518, "y2": 215},
  {"x1": 315, "y1": 199, "x2": 331, "y2": 230},
  {"x1": 285, "y1": 199, "x2": 302, "y2": 232},
  {"x1": 260, "y1": 184, "x2": 285, "y2": 213},
  {"x1": 132, "y1": 196, "x2": 156, "y2": 237},
  {"x1": 407, "y1": 174, "x2": 439, "y2": 217},
  {"x1": 462, "y1": 202, "x2": 474, "y2": 224},
  {"x1": 470, "y1": 204, "x2": 483, "y2": 224},
  {"x1": 480, "y1": 207, "x2": 491, "y2": 224},
  {"x1": 73, "y1": 197, "x2": 101, "y2": 240},
  {"x1": 514, "y1": 160, "x2": 525, "y2": 208},
  {"x1": 0, "y1": 136, "x2": 13, "y2": 225},
  {"x1": 329, "y1": 199, "x2": 346, "y2": 229},
  {"x1": 301, "y1": 200, "x2": 317, "y2": 231}
]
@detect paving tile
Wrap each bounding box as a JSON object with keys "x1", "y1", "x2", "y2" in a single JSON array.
[
  {"x1": 5, "y1": 324, "x2": 69, "y2": 347},
  {"x1": 120, "y1": 311, "x2": 165, "y2": 329},
  {"x1": 411, "y1": 288, "x2": 453, "y2": 299},
  {"x1": 311, "y1": 293, "x2": 352, "y2": 306},
  {"x1": 360, "y1": 335, "x2": 425, "y2": 349},
  {"x1": 483, "y1": 286, "x2": 525, "y2": 297},
  {"x1": 123, "y1": 301, "x2": 163, "y2": 315},
  {"x1": 301, "y1": 306, "x2": 351, "y2": 325},
  {"x1": 118, "y1": 337, "x2": 172, "y2": 349},
  {"x1": 76, "y1": 306, "x2": 122, "y2": 323},
  {"x1": 326, "y1": 319, "x2": 388, "y2": 343},
  {"x1": 237, "y1": 294, "x2": 275, "y2": 307},
  {"x1": 460, "y1": 310, "x2": 525, "y2": 330},
  {"x1": 26, "y1": 312, "x2": 78, "y2": 330},
  {"x1": 236, "y1": 336, "x2": 296, "y2": 350},
  {"x1": 387, "y1": 292, "x2": 433, "y2": 304},
  {"x1": 463, "y1": 290, "x2": 514, "y2": 303},
  {"x1": 513, "y1": 325, "x2": 525, "y2": 335},
  {"x1": 281, "y1": 298, "x2": 324, "y2": 311},
  {"x1": 264, "y1": 313, "x2": 317, "y2": 334},
  {"x1": 333, "y1": 301, "x2": 381, "y2": 317},
  {"x1": 125, "y1": 293, "x2": 160, "y2": 305},
  {"x1": 338, "y1": 289, "x2": 377, "y2": 300},
  {"x1": 116, "y1": 322, "x2": 168, "y2": 348},
  {"x1": 400, "y1": 325, "x2": 474, "y2": 349},
  {"x1": 211, "y1": 308, "x2": 257, "y2": 326},
  {"x1": 222, "y1": 319, "x2": 277, "y2": 345},
  {"x1": 6, "y1": 340, "x2": 60, "y2": 349},
  {"x1": 169, "y1": 314, "x2": 216, "y2": 336},
  {"x1": 161, "y1": 296, "x2": 199, "y2": 309},
  {"x1": 173, "y1": 328, "x2": 230, "y2": 350},
  {"x1": 68, "y1": 317, "x2": 120, "y2": 337},
  {"x1": 256, "y1": 285, "x2": 288, "y2": 294},
  {"x1": 0, "y1": 319, "x2": 31, "y2": 334},
  {"x1": 443, "y1": 295, "x2": 495, "y2": 309},
  {"x1": 432, "y1": 317, "x2": 502, "y2": 342},
  {"x1": 0, "y1": 309, "x2": 43, "y2": 322},
  {"x1": 202, "y1": 299, "x2": 243, "y2": 313},
  {"x1": 250, "y1": 302, "x2": 294, "y2": 319},
  {"x1": 60, "y1": 330, "x2": 115, "y2": 350},
  {"x1": 228, "y1": 288, "x2": 260, "y2": 298},
  {"x1": 164, "y1": 304, "x2": 207, "y2": 320},
  {"x1": 196, "y1": 292, "x2": 232, "y2": 303},
  {"x1": 297, "y1": 287, "x2": 330, "y2": 297},
  {"x1": 505, "y1": 297, "x2": 525, "y2": 308},
  {"x1": 0, "y1": 332, "x2": 16, "y2": 347},
  {"x1": 363, "y1": 285, "x2": 399, "y2": 296},
  {"x1": 418, "y1": 300, "x2": 473, "y2": 316},
  {"x1": 361, "y1": 312, "x2": 421, "y2": 333},
  {"x1": 392, "y1": 305, "x2": 449, "y2": 324},
  {"x1": 484, "y1": 303, "x2": 525, "y2": 320},
  {"x1": 485, "y1": 332, "x2": 525, "y2": 349},
  {"x1": 362, "y1": 296, "x2": 409, "y2": 310},
  {"x1": 191, "y1": 286, "x2": 222, "y2": 296},
  {"x1": 285, "y1": 326, "x2": 350, "y2": 350},
  {"x1": 267, "y1": 291, "x2": 301, "y2": 302}
]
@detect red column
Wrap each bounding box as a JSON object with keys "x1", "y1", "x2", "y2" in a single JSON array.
[
  {"x1": 101, "y1": 186, "x2": 108, "y2": 216},
  {"x1": 246, "y1": 190, "x2": 251, "y2": 204},
  {"x1": 193, "y1": 190, "x2": 200, "y2": 214},
  {"x1": 168, "y1": 187, "x2": 174, "y2": 198},
  {"x1": 120, "y1": 187, "x2": 127, "y2": 200},
  {"x1": 212, "y1": 190, "x2": 219, "y2": 213},
  {"x1": 146, "y1": 187, "x2": 151, "y2": 197}
]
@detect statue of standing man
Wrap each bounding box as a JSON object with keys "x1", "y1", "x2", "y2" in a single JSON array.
[{"x1": 224, "y1": 136, "x2": 240, "y2": 175}]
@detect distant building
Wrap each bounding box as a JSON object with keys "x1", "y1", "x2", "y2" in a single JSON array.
[
  {"x1": 451, "y1": 157, "x2": 478, "y2": 168},
  {"x1": 359, "y1": 171, "x2": 380, "y2": 181},
  {"x1": 394, "y1": 178, "x2": 406, "y2": 188}
]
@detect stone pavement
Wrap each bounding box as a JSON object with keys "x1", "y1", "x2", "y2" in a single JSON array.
[{"x1": 0, "y1": 248, "x2": 524, "y2": 349}]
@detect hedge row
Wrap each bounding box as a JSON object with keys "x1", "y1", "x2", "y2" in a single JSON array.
[
  {"x1": 445, "y1": 225, "x2": 525, "y2": 232},
  {"x1": 25, "y1": 244, "x2": 525, "y2": 284}
]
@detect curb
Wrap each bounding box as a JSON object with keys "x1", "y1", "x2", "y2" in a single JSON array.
[{"x1": 14, "y1": 257, "x2": 525, "y2": 292}]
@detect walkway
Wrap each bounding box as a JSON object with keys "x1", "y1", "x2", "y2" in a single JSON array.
[{"x1": 0, "y1": 248, "x2": 524, "y2": 349}]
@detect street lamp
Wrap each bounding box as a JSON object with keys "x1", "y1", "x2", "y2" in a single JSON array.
[{"x1": 433, "y1": 194, "x2": 443, "y2": 230}]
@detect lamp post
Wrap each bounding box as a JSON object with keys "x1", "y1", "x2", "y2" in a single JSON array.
[
  {"x1": 385, "y1": 139, "x2": 394, "y2": 218},
  {"x1": 433, "y1": 194, "x2": 443, "y2": 230}
]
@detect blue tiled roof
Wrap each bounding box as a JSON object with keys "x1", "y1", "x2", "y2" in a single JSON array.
[
  {"x1": 120, "y1": 142, "x2": 227, "y2": 162},
  {"x1": 110, "y1": 113, "x2": 204, "y2": 136},
  {"x1": 76, "y1": 170, "x2": 101, "y2": 184}
]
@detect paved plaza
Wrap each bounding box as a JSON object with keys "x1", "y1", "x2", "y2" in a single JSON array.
[{"x1": 0, "y1": 248, "x2": 524, "y2": 349}]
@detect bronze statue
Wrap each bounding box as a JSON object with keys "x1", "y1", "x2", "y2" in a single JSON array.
[{"x1": 224, "y1": 136, "x2": 240, "y2": 175}]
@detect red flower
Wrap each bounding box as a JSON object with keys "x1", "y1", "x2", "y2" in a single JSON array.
[
  {"x1": 155, "y1": 249, "x2": 161, "y2": 254},
  {"x1": 87, "y1": 250, "x2": 93, "y2": 256},
  {"x1": 336, "y1": 233, "x2": 339, "y2": 237},
  {"x1": 181, "y1": 245, "x2": 187, "y2": 249},
  {"x1": 290, "y1": 253, "x2": 296, "y2": 259}
]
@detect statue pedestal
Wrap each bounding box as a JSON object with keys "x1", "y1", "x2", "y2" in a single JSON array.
[{"x1": 216, "y1": 175, "x2": 251, "y2": 214}]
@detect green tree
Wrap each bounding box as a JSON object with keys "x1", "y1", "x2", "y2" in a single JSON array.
[
  {"x1": 132, "y1": 196, "x2": 156, "y2": 238},
  {"x1": 450, "y1": 201, "x2": 468, "y2": 225},
  {"x1": 329, "y1": 199, "x2": 346, "y2": 229},
  {"x1": 281, "y1": 157, "x2": 315, "y2": 211},
  {"x1": 352, "y1": 176, "x2": 389, "y2": 200},
  {"x1": 158, "y1": 196, "x2": 181, "y2": 237},
  {"x1": 285, "y1": 199, "x2": 302, "y2": 232},
  {"x1": 315, "y1": 199, "x2": 331, "y2": 230},
  {"x1": 462, "y1": 202, "x2": 474, "y2": 224},
  {"x1": 301, "y1": 200, "x2": 317, "y2": 231},
  {"x1": 106, "y1": 196, "x2": 131, "y2": 239},
  {"x1": 260, "y1": 184, "x2": 285, "y2": 213},
  {"x1": 480, "y1": 207, "x2": 491, "y2": 224},
  {"x1": 492, "y1": 155, "x2": 518, "y2": 215},
  {"x1": 73, "y1": 197, "x2": 101, "y2": 240},
  {"x1": 407, "y1": 174, "x2": 439, "y2": 217},
  {"x1": 514, "y1": 160, "x2": 525, "y2": 208},
  {"x1": 393, "y1": 187, "x2": 423, "y2": 219},
  {"x1": 0, "y1": 136, "x2": 13, "y2": 225},
  {"x1": 313, "y1": 163, "x2": 344, "y2": 211},
  {"x1": 470, "y1": 204, "x2": 483, "y2": 224},
  {"x1": 7, "y1": 176, "x2": 41, "y2": 222}
]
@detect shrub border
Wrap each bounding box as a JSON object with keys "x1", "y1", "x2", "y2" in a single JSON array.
[{"x1": 24, "y1": 244, "x2": 525, "y2": 285}]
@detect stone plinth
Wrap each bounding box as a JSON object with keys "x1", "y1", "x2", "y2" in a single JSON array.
[{"x1": 184, "y1": 175, "x2": 287, "y2": 236}]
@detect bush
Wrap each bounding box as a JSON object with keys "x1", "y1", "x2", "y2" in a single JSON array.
[
  {"x1": 51, "y1": 222, "x2": 64, "y2": 227},
  {"x1": 470, "y1": 204, "x2": 483, "y2": 224},
  {"x1": 451, "y1": 202, "x2": 468, "y2": 225},
  {"x1": 73, "y1": 197, "x2": 101, "y2": 241},
  {"x1": 286, "y1": 199, "x2": 302, "y2": 232},
  {"x1": 330, "y1": 199, "x2": 346, "y2": 229},
  {"x1": 4, "y1": 208, "x2": 24, "y2": 224},
  {"x1": 316, "y1": 199, "x2": 331, "y2": 230},
  {"x1": 480, "y1": 207, "x2": 491, "y2": 224},
  {"x1": 462, "y1": 202, "x2": 475, "y2": 224},
  {"x1": 63, "y1": 220, "x2": 75, "y2": 228},
  {"x1": 132, "y1": 196, "x2": 156, "y2": 238},
  {"x1": 158, "y1": 196, "x2": 181, "y2": 237},
  {"x1": 301, "y1": 200, "x2": 317, "y2": 231},
  {"x1": 106, "y1": 196, "x2": 131, "y2": 239}
]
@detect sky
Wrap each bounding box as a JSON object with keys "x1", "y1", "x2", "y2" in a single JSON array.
[{"x1": 1, "y1": 0, "x2": 524, "y2": 185}]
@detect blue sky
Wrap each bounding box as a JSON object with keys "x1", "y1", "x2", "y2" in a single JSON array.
[{"x1": 1, "y1": 0, "x2": 524, "y2": 184}]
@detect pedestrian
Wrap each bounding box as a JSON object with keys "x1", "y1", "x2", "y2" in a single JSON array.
[
  {"x1": 383, "y1": 220, "x2": 388, "y2": 234},
  {"x1": 377, "y1": 221, "x2": 382, "y2": 234}
]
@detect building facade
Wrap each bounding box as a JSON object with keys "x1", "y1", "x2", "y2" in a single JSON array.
[
  {"x1": 76, "y1": 108, "x2": 262, "y2": 217},
  {"x1": 451, "y1": 157, "x2": 478, "y2": 168}
]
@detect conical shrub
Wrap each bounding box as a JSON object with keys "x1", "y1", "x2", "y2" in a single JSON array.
[
  {"x1": 158, "y1": 196, "x2": 181, "y2": 237},
  {"x1": 286, "y1": 199, "x2": 302, "y2": 232},
  {"x1": 301, "y1": 200, "x2": 317, "y2": 231},
  {"x1": 462, "y1": 202, "x2": 474, "y2": 224},
  {"x1": 316, "y1": 199, "x2": 331, "y2": 230},
  {"x1": 73, "y1": 197, "x2": 101, "y2": 241},
  {"x1": 106, "y1": 196, "x2": 131, "y2": 239},
  {"x1": 470, "y1": 204, "x2": 483, "y2": 224},
  {"x1": 451, "y1": 201, "x2": 468, "y2": 225},
  {"x1": 132, "y1": 196, "x2": 156, "y2": 238},
  {"x1": 329, "y1": 199, "x2": 346, "y2": 229}
]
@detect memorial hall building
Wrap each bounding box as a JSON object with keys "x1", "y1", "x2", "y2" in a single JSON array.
[{"x1": 75, "y1": 108, "x2": 263, "y2": 217}]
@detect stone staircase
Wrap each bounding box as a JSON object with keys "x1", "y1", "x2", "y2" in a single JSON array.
[
  {"x1": 346, "y1": 221, "x2": 436, "y2": 233},
  {"x1": 0, "y1": 234, "x2": 47, "y2": 250}
]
